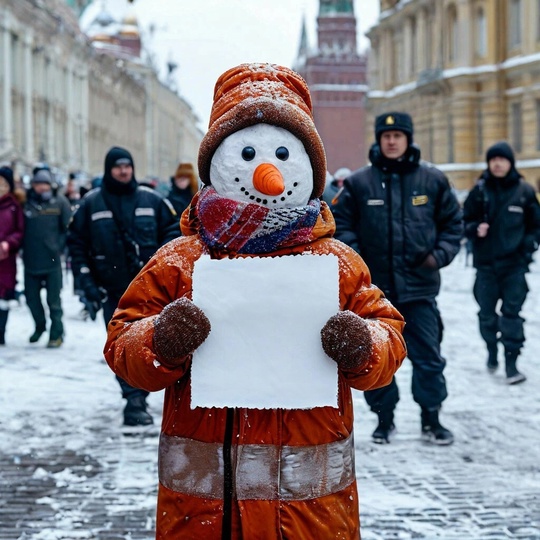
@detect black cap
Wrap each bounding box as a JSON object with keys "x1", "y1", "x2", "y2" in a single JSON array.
[
  {"x1": 0, "y1": 166, "x2": 14, "y2": 192},
  {"x1": 375, "y1": 112, "x2": 414, "y2": 143},
  {"x1": 104, "y1": 146, "x2": 134, "y2": 174},
  {"x1": 486, "y1": 141, "x2": 515, "y2": 167}
]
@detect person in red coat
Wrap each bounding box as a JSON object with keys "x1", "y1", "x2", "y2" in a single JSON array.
[{"x1": 0, "y1": 166, "x2": 24, "y2": 345}]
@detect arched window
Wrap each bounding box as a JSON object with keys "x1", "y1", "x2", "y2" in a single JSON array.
[
  {"x1": 475, "y1": 7, "x2": 487, "y2": 57},
  {"x1": 447, "y1": 4, "x2": 458, "y2": 63}
]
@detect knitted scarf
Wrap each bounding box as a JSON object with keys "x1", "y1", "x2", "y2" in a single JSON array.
[{"x1": 190, "y1": 186, "x2": 326, "y2": 255}]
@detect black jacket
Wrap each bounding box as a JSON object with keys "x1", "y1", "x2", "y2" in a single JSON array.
[
  {"x1": 332, "y1": 146, "x2": 463, "y2": 303},
  {"x1": 67, "y1": 182, "x2": 180, "y2": 295},
  {"x1": 463, "y1": 169, "x2": 540, "y2": 271},
  {"x1": 167, "y1": 179, "x2": 194, "y2": 219},
  {"x1": 22, "y1": 189, "x2": 72, "y2": 274}
]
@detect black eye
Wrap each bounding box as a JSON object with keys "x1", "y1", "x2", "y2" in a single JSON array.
[
  {"x1": 275, "y1": 146, "x2": 289, "y2": 161},
  {"x1": 242, "y1": 146, "x2": 256, "y2": 161}
]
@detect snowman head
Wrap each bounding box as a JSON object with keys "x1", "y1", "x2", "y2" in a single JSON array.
[
  {"x1": 198, "y1": 63, "x2": 327, "y2": 202},
  {"x1": 209, "y1": 124, "x2": 313, "y2": 208}
]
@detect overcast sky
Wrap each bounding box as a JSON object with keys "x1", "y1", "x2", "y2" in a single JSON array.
[{"x1": 80, "y1": 0, "x2": 380, "y2": 130}]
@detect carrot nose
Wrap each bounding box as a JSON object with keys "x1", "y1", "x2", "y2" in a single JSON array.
[{"x1": 252, "y1": 163, "x2": 285, "y2": 196}]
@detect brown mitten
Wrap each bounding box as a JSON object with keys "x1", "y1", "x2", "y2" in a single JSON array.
[
  {"x1": 321, "y1": 311, "x2": 373, "y2": 371},
  {"x1": 153, "y1": 297, "x2": 211, "y2": 367}
]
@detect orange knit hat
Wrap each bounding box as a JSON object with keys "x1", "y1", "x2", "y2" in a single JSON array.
[{"x1": 198, "y1": 63, "x2": 327, "y2": 199}]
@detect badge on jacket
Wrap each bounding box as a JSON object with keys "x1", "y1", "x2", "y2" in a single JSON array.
[{"x1": 412, "y1": 195, "x2": 428, "y2": 206}]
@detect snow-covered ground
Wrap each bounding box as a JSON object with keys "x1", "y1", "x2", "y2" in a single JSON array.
[{"x1": 1, "y1": 250, "x2": 539, "y2": 539}]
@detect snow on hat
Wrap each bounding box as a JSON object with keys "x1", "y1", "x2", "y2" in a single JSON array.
[
  {"x1": 32, "y1": 168, "x2": 53, "y2": 184},
  {"x1": 0, "y1": 166, "x2": 14, "y2": 192},
  {"x1": 375, "y1": 112, "x2": 414, "y2": 143},
  {"x1": 486, "y1": 141, "x2": 515, "y2": 167},
  {"x1": 198, "y1": 63, "x2": 327, "y2": 199}
]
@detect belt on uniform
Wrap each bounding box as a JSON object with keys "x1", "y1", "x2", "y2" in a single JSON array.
[{"x1": 158, "y1": 432, "x2": 355, "y2": 501}]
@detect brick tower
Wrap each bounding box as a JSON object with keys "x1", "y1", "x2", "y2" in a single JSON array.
[{"x1": 295, "y1": 0, "x2": 368, "y2": 173}]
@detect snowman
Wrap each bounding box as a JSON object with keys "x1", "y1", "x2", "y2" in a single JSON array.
[{"x1": 105, "y1": 63, "x2": 406, "y2": 540}]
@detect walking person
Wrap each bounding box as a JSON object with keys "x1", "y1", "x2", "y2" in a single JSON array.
[
  {"x1": 463, "y1": 141, "x2": 540, "y2": 384},
  {"x1": 67, "y1": 146, "x2": 180, "y2": 426},
  {"x1": 332, "y1": 111, "x2": 463, "y2": 445},
  {"x1": 22, "y1": 167, "x2": 72, "y2": 348},
  {"x1": 167, "y1": 162, "x2": 199, "y2": 218},
  {"x1": 0, "y1": 166, "x2": 24, "y2": 345},
  {"x1": 322, "y1": 166, "x2": 351, "y2": 206}
]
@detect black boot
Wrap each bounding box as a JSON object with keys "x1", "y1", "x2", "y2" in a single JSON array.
[
  {"x1": 123, "y1": 395, "x2": 154, "y2": 426},
  {"x1": 505, "y1": 350, "x2": 526, "y2": 385},
  {"x1": 0, "y1": 308, "x2": 7, "y2": 345},
  {"x1": 371, "y1": 410, "x2": 396, "y2": 444},
  {"x1": 486, "y1": 343, "x2": 498, "y2": 373},
  {"x1": 421, "y1": 407, "x2": 454, "y2": 445},
  {"x1": 29, "y1": 326, "x2": 46, "y2": 343}
]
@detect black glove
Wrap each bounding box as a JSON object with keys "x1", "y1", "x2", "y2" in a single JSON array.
[
  {"x1": 79, "y1": 269, "x2": 106, "y2": 303},
  {"x1": 153, "y1": 297, "x2": 211, "y2": 367},
  {"x1": 80, "y1": 296, "x2": 101, "y2": 321},
  {"x1": 420, "y1": 253, "x2": 438, "y2": 270}
]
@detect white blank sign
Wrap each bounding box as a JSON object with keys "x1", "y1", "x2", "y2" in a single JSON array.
[{"x1": 190, "y1": 254, "x2": 339, "y2": 409}]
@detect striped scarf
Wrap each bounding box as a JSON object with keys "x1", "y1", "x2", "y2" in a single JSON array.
[{"x1": 195, "y1": 186, "x2": 322, "y2": 254}]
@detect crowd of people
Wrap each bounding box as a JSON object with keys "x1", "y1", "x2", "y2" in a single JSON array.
[
  {"x1": 0, "y1": 151, "x2": 198, "y2": 426},
  {"x1": 1, "y1": 58, "x2": 540, "y2": 538},
  {"x1": 1, "y1": 115, "x2": 539, "y2": 437}
]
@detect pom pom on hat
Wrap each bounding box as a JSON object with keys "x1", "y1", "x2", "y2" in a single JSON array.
[
  {"x1": 375, "y1": 112, "x2": 414, "y2": 143},
  {"x1": 0, "y1": 166, "x2": 14, "y2": 192},
  {"x1": 486, "y1": 141, "x2": 515, "y2": 167},
  {"x1": 198, "y1": 63, "x2": 327, "y2": 199}
]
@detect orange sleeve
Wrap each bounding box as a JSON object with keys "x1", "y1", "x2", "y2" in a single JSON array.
[{"x1": 332, "y1": 240, "x2": 407, "y2": 390}]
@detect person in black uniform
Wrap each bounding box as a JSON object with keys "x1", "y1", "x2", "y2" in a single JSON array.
[
  {"x1": 67, "y1": 147, "x2": 180, "y2": 426},
  {"x1": 332, "y1": 112, "x2": 463, "y2": 445},
  {"x1": 23, "y1": 167, "x2": 72, "y2": 348},
  {"x1": 463, "y1": 141, "x2": 540, "y2": 384}
]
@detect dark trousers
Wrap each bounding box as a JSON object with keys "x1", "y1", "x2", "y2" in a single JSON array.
[
  {"x1": 24, "y1": 266, "x2": 64, "y2": 340},
  {"x1": 365, "y1": 299, "x2": 448, "y2": 413},
  {"x1": 102, "y1": 292, "x2": 149, "y2": 402},
  {"x1": 473, "y1": 267, "x2": 528, "y2": 353}
]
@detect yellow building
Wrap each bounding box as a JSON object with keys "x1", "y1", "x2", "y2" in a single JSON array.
[{"x1": 367, "y1": 0, "x2": 540, "y2": 191}]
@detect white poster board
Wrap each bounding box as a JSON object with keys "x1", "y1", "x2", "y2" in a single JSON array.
[{"x1": 190, "y1": 254, "x2": 339, "y2": 409}]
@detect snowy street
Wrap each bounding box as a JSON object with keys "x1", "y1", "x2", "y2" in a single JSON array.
[{"x1": 1, "y1": 252, "x2": 539, "y2": 539}]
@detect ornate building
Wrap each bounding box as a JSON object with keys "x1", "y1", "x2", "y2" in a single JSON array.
[
  {"x1": 295, "y1": 0, "x2": 368, "y2": 174},
  {"x1": 0, "y1": 0, "x2": 201, "y2": 183},
  {"x1": 367, "y1": 0, "x2": 540, "y2": 190}
]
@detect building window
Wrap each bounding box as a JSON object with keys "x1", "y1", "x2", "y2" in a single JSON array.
[
  {"x1": 536, "y1": 99, "x2": 540, "y2": 151},
  {"x1": 537, "y1": 0, "x2": 540, "y2": 40},
  {"x1": 509, "y1": 0, "x2": 522, "y2": 49},
  {"x1": 409, "y1": 16, "x2": 417, "y2": 77},
  {"x1": 447, "y1": 5, "x2": 459, "y2": 63},
  {"x1": 511, "y1": 102, "x2": 522, "y2": 152},
  {"x1": 477, "y1": 105, "x2": 484, "y2": 156},
  {"x1": 475, "y1": 7, "x2": 487, "y2": 57},
  {"x1": 447, "y1": 113, "x2": 454, "y2": 162},
  {"x1": 424, "y1": 9, "x2": 432, "y2": 70}
]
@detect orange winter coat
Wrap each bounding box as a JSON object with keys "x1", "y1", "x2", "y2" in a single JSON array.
[{"x1": 104, "y1": 202, "x2": 406, "y2": 539}]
